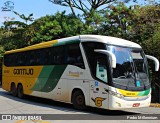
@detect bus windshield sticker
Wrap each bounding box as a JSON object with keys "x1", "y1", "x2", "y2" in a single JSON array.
[
  {"x1": 95, "y1": 81, "x2": 99, "y2": 86},
  {"x1": 136, "y1": 80, "x2": 141, "y2": 87}
]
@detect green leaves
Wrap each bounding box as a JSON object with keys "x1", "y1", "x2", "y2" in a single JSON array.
[{"x1": 23, "y1": 11, "x2": 84, "y2": 44}]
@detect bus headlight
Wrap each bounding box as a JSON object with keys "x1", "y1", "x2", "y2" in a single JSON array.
[
  {"x1": 109, "y1": 91, "x2": 124, "y2": 99},
  {"x1": 116, "y1": 93, "x2": 124, "y2": 98}
]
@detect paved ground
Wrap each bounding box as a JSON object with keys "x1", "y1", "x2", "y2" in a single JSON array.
[{"x1": 0, "y1": 87, "x2": 159, "y2": 123}]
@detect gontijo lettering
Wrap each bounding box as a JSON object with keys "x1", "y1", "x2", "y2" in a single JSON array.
[{"x1": 13, "y1": 68, "x2": 34, "y2": 75}]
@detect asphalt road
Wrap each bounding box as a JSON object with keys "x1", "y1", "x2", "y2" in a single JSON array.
[{"x1": 0, "y1": 87, "x2": 159, "y2": 123}]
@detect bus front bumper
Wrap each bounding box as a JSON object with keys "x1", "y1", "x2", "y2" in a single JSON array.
[{"x1": 108, "y1": 94, "x2": 151, "y2": 110}]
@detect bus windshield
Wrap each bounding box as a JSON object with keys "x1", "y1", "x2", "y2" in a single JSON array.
[{"x1": 108, "y1": 46, "x2": 149, "y2": 91}]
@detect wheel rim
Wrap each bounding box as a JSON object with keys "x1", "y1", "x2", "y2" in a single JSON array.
[{"x1": 76, "y1": 95, "x2": 84, "y2": 105}]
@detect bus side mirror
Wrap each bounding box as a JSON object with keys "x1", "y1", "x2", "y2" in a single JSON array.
[
  {"x1": 145, "y1": 55, "x2": 159, "y2": 71},
  {"x1": 94, "y1": 49, "x2": 116, "y2": 68}
]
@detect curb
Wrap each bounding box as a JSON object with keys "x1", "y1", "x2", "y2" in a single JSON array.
[{"x1": 150, "y1": 103, "x2": 160, "y2": 108}]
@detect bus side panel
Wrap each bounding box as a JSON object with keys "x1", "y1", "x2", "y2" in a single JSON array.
[
  {"x1": 2, "y1": 65, "x2": 43, "y2": 95},
  {"x1": 30, "y1": 65, "x2": 67, "y2": 100},
  {"x1": 89, "y1": 80, "x2": 109, "y2": 109},
  {"x1": 39, "y1": 65, "x2": 87, "y2": 103}
]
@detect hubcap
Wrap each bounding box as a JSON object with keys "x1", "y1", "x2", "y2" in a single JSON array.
[{"x1": 77, "y1": 95, "x2": 84, "y2": 105}]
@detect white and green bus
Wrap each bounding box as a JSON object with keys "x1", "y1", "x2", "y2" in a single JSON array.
[{"x1": 2, "y1": 35, "x2": 159, "y2": 110}]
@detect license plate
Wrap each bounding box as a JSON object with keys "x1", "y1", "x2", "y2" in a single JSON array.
[{"x1": 133, "y1": 103, "x2": 140, "y2": 107}]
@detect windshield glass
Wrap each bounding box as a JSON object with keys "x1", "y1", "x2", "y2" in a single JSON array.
[
  {"x1": 108, "y1": 45, "x2": 149, "y2": 91},
  {"x1": 131, "y1": 50, "x2": 148, "y2": 75}
]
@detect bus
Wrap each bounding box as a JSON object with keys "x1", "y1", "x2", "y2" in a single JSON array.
[{"x1": 2, "y1": 35, "x2": 159, "y2": 110}]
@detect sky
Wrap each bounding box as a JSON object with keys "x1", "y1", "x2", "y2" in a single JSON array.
[
  {"x1": 0, "y1": 0, "x2": 159, "y2": 26},
  {"x1": 0, "y1": 0, "x2": 75, "y2": 25}
]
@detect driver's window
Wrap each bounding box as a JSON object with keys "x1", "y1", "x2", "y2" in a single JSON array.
[{"x1": 96, "y1": 58, "x2": 108, "y2": 83}]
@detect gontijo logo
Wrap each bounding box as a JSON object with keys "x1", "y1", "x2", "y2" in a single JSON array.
[
  {"x1": 13, "y1": 68, "x2": 34, "y2": 75},
  {"x1": 92, "y1": 97, "x2": 106, "y2": 107}
]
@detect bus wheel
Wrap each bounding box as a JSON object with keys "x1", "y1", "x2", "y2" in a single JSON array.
[
  {"x1": 17, "y1": 84, "x2": 24, "y2": 99},
  {"x1": 72, "y1": 90, "x2": 86, "y2": 110},
  {"x1": 11, "y1": 83, "x2": 17, "y2": 97}
]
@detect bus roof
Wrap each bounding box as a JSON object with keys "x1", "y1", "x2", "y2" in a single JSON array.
[
  {"x1": 79, "y1": 35, "x2": 141, "y2": 48},
  {"x1": 5, "y1": 35, "x2": 141, "y2": 54}
]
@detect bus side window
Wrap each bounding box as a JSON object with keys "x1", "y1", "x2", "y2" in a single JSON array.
[
  {"x1": 18, "y1": 53, "x2": 23, "y2": 66},
  {"x1": 54, "y1": 46, "x2": 64, "y2": 65},
  {"x1": 24, "y1": 51, "x2": 31, "y2": 66},
  {"x1": 82, "y1": 42, "x2": 106, "y2": 77},
  {"x1": 66, "y1": 44, "x2": 85, "y2": 69},
  {"x1": 29, "y1": 51, "x2": 35, "y2": 65},
  {"x1": 96, "y1": 58, "x2": 108, "y2": 83}
]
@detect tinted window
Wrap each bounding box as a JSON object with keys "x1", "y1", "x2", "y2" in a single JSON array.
[
  {"x1": 82, "y1": 42, "x2": 106, "y2": 76},
  {"x1": 4, "y1": 44, "x2": 85, "y2": 68},
  {"x1": 96, "y1": 57, "x2": 108, "y2": 83},
  {"x1": 65, "y1": 43, "x2": 85, "y2": 69},
  {"x1": 4, "y1": 45, "x2": 65, "y2": 66}
]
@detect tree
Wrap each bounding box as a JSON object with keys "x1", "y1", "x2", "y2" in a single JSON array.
[
  {"x1": 30, "y1": 14, "x2": 62, "y2": 44},
  {"x1": 48, "y1": 0, "x2": 118, "y2": 18},
  {"x1": 54, "y1": 11, "x2": 84, "y2": 37},
  {"x1": 0, "y1": 12, "x2": 33, "y2": 51},
  {"x1": 3, "y1": 21, "x2": 27, "y2": 30},
  {"x1": 48, "y1": 0, "x2": 137, "y2": 29},
  {"x1": 130, "y1": 4, "x2": 160, "y2": 103},
  {"x1": 13, "y1": 11, "x2": 34, "y2": 24},
  {"x1": 27, "y1": 11, "x2": 84, "y2": 45},
  {"x1": 129, "y1": 4, "x2": 160, "y2": 44},
  {"x1": 97, "y1": 2, "x2": 134, "y2": 39}
]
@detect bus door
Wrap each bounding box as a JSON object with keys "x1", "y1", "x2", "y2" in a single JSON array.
[{"x1": 90, "y1": 54, "x2": 109, "y2": 109}]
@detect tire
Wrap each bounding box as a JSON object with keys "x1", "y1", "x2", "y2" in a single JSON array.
[
  {"x1": 72, "y1": 90, "x2": 86, "y2": 110},
  {"x1": 17, "y1": 84, "x2": 24, "y2": 99},
  {"x1": 11, "y1": 83, "x2": 17, "y2": 97}
]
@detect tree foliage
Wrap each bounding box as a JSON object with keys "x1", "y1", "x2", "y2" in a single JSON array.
[
  {"x1": 26, "y1": 11, "x2": 84, "y2": 45},
  {"x1": 98, "y1": 3, "x2": 134, "y2": 39},
  {"x1": 49, "y1": 0, "x2": 117, "y2": 16}
]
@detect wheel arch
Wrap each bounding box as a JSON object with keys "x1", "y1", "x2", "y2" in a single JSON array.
[
  {"x1": 10, "y1": 82, "x2": 16, "y2": 89},
  {"x1": 17, "y1": 82, "x2": 22, "y2": 87}
]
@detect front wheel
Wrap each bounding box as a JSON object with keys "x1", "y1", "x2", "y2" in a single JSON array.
[
  {"x1": 17, "y1": 84, "x2": 24, "y2": 99},
  {"x1": 72, "y1": 90, "x2": 86, "y2": 110}
]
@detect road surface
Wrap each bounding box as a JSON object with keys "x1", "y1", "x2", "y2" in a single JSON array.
[{"x1": 0, "y1": 87, "x2": 159, "y2": 123}]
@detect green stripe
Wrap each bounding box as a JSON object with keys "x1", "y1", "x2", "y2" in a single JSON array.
[
  {"x1": 32, "y1": 66, "x2": 54, "y2": 91},
  {"x1": 143, "y1": 88, "x2": 150, "y2": 95},
  {"x1": 32, "y1": 65, "x2": 67, "y2": 92},
  {"x1": 138, "y1": 88, "x2": 150, "y2": 96},
  {"x1": 40, "y1": 65, "x2": 67, "y2": 92},
  {"x1": 53, "y1": 40, "x2": 80, "y2": 46}
]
